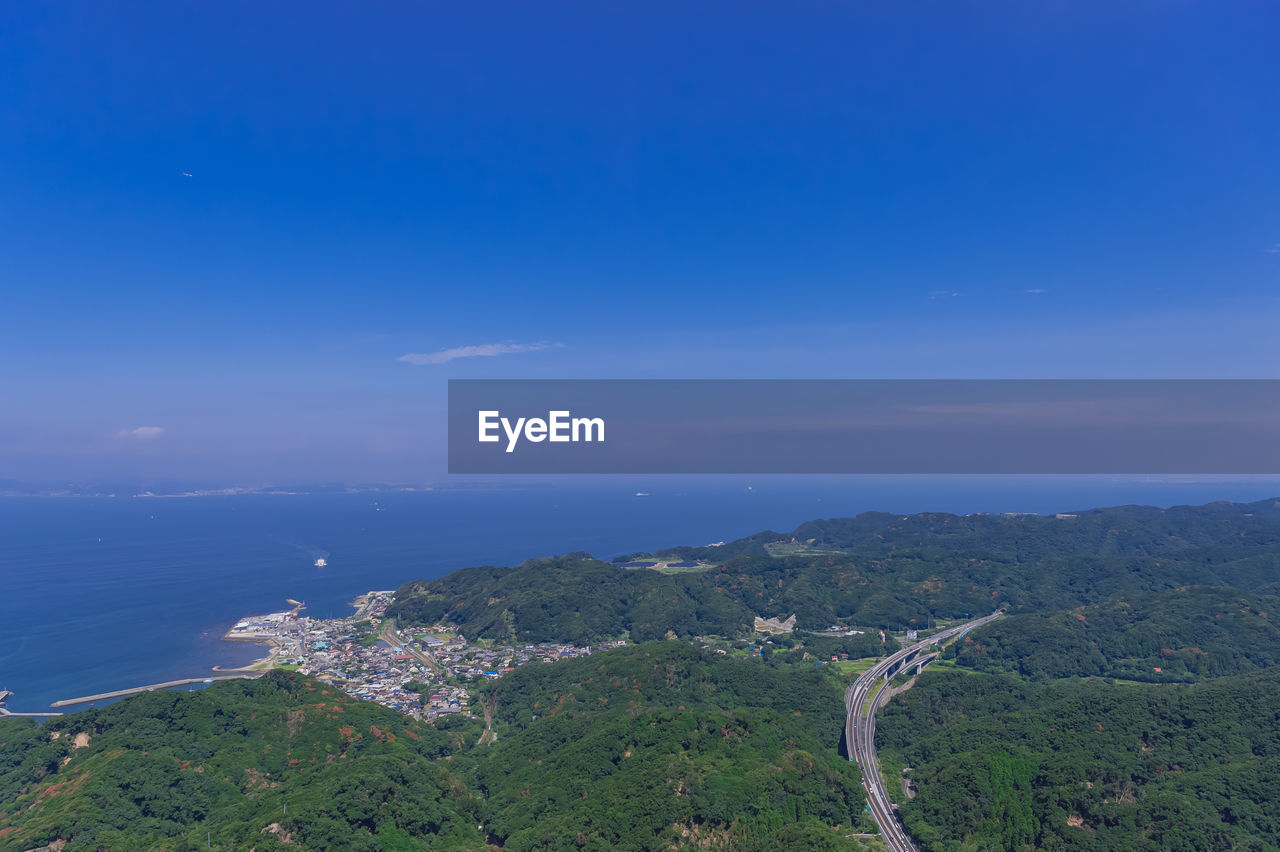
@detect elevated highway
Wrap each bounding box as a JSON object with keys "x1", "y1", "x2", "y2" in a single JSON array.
[{"x1": 845, "y1": 612, "x2": 1003, "y2": 852}]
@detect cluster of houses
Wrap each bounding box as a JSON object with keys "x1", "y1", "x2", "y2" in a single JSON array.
[
  {"x1": 293, "y1": 625, "x2": 432, "y2": 716},
  {"x1": 419, "y1": 684, "x2": 469, "y2": 719},
  {"x1": 226, "y1": 596, "x2": 629, "y2": 722},
  {"x1": 427, "y1": 635, "x2": 627, "y2": 681}
]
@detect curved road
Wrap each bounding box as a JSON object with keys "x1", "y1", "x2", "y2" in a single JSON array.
[{"x1": 845, "y1": 612, "x2": 1003, "y2": 852}]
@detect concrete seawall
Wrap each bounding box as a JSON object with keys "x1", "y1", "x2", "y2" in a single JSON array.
[{"x1": 51, "y1": 674, "x2": 261, "y2": 708}]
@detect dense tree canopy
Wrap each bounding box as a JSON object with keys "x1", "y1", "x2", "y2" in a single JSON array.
[
  {"x1": 389, "y1": 499, "x2": 1280, "y2": 641},
  {"x1": 1, "y1": 647, "x2": 875, "y2": 852},
  {"x1": 949, "y1": 586, "x2": 1280, "y2": 682},
  {"x1": 474, "y1": 643, "x2": 872, "y2": 851},
  {"x1": 878, "y1": 667, "x2": 1280, "y2": 851},
  {"x1": 0, "y1": 672, "x2": 484, "y2": 851}
]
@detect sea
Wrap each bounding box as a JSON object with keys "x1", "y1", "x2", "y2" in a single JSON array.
[{"x1": 3, "y1": 476, "x2": 1279, "y2": 713}]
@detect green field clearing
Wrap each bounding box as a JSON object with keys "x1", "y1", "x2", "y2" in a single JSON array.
[
  {"x1": 764, "y1": 542, "x2": 851, "y2": 557},
  {"x1": 829, "y1": 658, "x2": 881, "y2": 676},
  {"x1": 621, "y1": 562, "x2": 712, "y2": 574}
]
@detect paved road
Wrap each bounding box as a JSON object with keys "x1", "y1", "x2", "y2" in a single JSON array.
[{"x1": 845, "y1": 612, "x2": 1003, "y2": 852}]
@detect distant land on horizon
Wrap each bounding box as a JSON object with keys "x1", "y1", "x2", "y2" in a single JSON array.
[{"x1": 6, "y1": 474, "x2": 1280, "y2": 501}]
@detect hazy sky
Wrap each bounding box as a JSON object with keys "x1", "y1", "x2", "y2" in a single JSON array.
[{"x1": 2, "y1": 2, "x2": 1278, "y2": 486}]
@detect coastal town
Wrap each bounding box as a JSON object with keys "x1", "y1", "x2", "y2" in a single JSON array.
[
  {"x1": 38, "y1": 591, "x2": 880, "y2": 714},
  {"x1": 223, "y1": 592, "x2": 625, "y2": 721}
]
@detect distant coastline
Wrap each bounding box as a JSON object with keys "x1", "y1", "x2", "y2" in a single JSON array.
[{"x1": 8, "y1": 484, "x2": 1280, "y2": 713}]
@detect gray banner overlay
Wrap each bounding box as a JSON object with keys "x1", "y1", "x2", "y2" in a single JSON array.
[{"x1": 448, "y1": 380, "x2": 1280, "y2": 474}]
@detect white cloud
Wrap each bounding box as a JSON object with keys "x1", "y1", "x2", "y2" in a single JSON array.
[
  {"x1": 1266, "y1": 243, "x2": 1280, "y2": 253},
  {"x1": 1024, "y1": 288, "x2": 1049, "y2": 294},
  {"x1": 118, "y1": 426, "x2": 166, "y2": 440},
  {"x1": 398, "y1": 342, "x2": 560, "y2": 365}
]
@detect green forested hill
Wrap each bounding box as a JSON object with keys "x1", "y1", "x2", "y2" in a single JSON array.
[
  {"x1": 388, "y1": 498, "x2": 1280, "y2": 642},
  {"x1": 659, "y1": 499, "x2": 1280, "y2": 562},
  {"x1": 949, "y1": 586, "x2": 1280, "y2": 681},
  {"x1": 876, "y1": 667, "x2": 1280, "y2": 851},
  {"x1": 381, "y1": 498, "x2": 1280, "y2": 852},
  {"x1": 473, "y1": 642, "x2": 872, "y2": 851},
  {"x1": 0, "y1": 646, "x2": 873, "y2": 852},
  {"x1": 484, "y1": 640, "x2": 849, "y2": 738},
  {"x1": 387, "y1": 551, "x2": 756, "y2": 643},
  {"x1": 0, "y1": 673, "x2": 485, "y2": 852}
]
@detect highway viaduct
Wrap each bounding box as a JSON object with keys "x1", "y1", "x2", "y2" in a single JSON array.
[{"x1": 843, "y1": 612, "x2": 1004, "y2": 852}]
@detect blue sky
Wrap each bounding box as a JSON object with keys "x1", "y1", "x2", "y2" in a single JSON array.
[{"x1": 2, "y1": 2, "x2": 1278, "y2": 486}]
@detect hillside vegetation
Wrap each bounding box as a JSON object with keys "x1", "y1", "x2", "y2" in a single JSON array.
[
  {"x1": 473, "y1": 642, "x2": 873, "y2": 851},
  {"x1": 0, "y1": 673, "x2": 485, "y2": 851},
  {"x1": 949, "y1": 586, "x2": 1280, "y2": 682},
  {"x1": 384, "y1": 497, "x2": 1280, "y2": 851},
  {"x1": 1, "y1": 645, "x2": 873, "y2": 852},
  {"x1": 877, "y1": 667, "x2": 1280, "y2": 851},
  {"x1": 389, "y1": 499, "x2": 1280, "y2": 642}
]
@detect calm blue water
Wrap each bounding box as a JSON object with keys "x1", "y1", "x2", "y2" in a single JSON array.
[{"x1": 3, "y1": 477, "x2": 1279, "y2": 713}]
